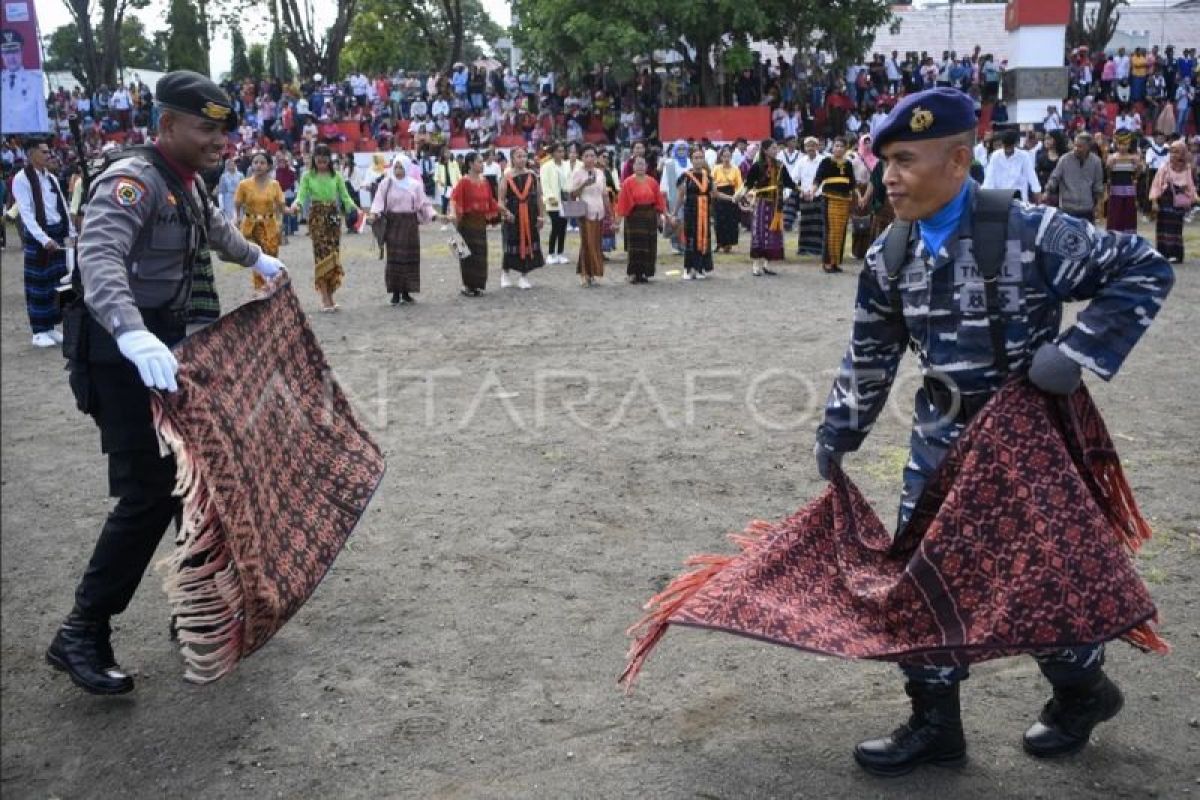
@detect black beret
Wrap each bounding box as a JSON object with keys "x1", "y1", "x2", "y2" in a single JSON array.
[
  {"x1": 1, "y1": 28, "x2": 24, "y2": 50},
  {"x1": 872, "y1": 87, "x2": 976, "y2": 158},
  {"x1": 155, "y1": 70, "x2": 238, "y2": 131}
]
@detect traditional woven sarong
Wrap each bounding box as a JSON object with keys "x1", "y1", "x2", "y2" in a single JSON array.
[
  {"x1": 869, "y1": 199, "x2": 895, "y2": 242},
  {"x1": 795, "y1": 198, "x2": 824, "y2": 256},
  {"x1": 578, "y1": 218, "x2": 605, "y2": 278},
  {"x1": 626, "y1": 205, "x2": 659, "y2": 278},
  {"x1": 502, "y1": 173, "x2": 545, "y2": 274},
  {"x1": 384, "y1": 212, "x2": 422, "y2": 293},
  {"x1": 152, "y1": 282, "x2": 385, "y2": 683},
  {"x1": 714, "y1": 186, "x2": 739, "y2": 247},
  {"x1": 309, "y1": 201, "x2": 344, "y2": 294},
  {"x1": 680, "y1": 172, "x2": 714, "y2": 274},
  {"x1": 457, "y1": 213, "x2": 490, "y2": 290},
  {"x1": 1155, "y1": 205, "x2": 1185, "y2": 261},
  {"x1": 22, "y1": 220, "x2": 68, "y2": 333},
  {"x1": 823, "y1": 194, "x2": 852, "y2": 267},
  {"x1": 241, "y1": 213, "x2": 281, "y2": 292},
  {"x1": 188, "y1": 246, "x2": 221, "y2": 325},
  {"x1": 621, "y1": 381, "x2": 1167, "y2": 688},
  {"x1": 750, "y1": 198, "x2": 784, "y2": 261}
]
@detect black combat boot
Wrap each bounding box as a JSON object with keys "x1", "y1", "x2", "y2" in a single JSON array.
[
  {"x1": 1023, "y1": 671, "x2": 1123, "y2": 758},
  {"x1": 854, "y1": 682, "x2": 967, "y2": 776},
  {"x1": 45, "y1": 611, "x2": 134, "y2": 695}
]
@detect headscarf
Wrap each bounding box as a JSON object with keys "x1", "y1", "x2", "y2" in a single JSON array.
[
  {"x1": 391, "y1": 155, "x2": 424, "y2": 193},
  {"x1": 673, "y1": 139, "x2": 689, "y2": 167},
  {"x1": 857, "y1": 134, "x2": 878, "y2": 172}
]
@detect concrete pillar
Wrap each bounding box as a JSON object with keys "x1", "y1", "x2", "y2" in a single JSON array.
[{"x1": 1001, "y1": 0, "x2": 1071, "y2": 126}]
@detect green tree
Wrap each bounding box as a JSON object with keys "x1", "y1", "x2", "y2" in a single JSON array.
[
  {"x1": 44, "y1": 16, "x2": 164, "y2": 84},
  {"x1": 248, "y1": 43, "x2": 268, "y2": 79},
  {"x1": 59, "y1": 0, "x2": 152, "y2": 91},
  {"x1": 512, "y1": 0, "x2": 894, "y2": 104},
  {"x1": 230, "y1": 25, "x2": 251, "y2": 79},
  {"x1": 342, "y1": 0, "x2": 502, "y2": 75},
  {"x1": 268, "y1": 28, "x2": 295, "y2": 81},
  {"x1": 167, "y1": 0, "x2": 210, "y2": 73},
  {"x1": 1068, "y1": 0, "x2": 1128, "y2": 53}
]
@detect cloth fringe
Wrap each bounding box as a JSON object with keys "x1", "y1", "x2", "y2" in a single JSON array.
[
  {"x1": 152, "y1": 395, "x2": 246, "y2": 684},
  {"x1": 619, "y1": 520, "x2": 773, "y2": 691}
]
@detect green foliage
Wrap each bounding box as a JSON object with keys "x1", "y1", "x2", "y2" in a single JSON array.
[
  {"x1": 268, "y1": 29, "x2": 295, "y2": 81},
  {"x1": 167, "y1": 0, "x2": 210, "y2": 73},
  {"x1": 230, "y1": 25, "x2": 251, "y2": 80},
  {"x1": 341, "y1": 0, "x2": 503, "y2": 75},
  {"x1": 44, "y1": 16, "x2": 166, "y2": 81},
  {"x1": 248, "y1": 43, "x2": 267, "y2": 79},
  {"x1": 512, "y1": 0, "x2": 894, "y2": 101}
]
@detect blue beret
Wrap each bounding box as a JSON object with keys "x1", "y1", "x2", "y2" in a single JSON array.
[{"x1": 872, "y1": 87, "x2": 977, "y2": 158}]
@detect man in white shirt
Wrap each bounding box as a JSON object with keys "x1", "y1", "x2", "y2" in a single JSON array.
[
  {"x1": 1114, "y1": 48, "x2": 1131, "y2": 82},
  {"x1": 885, "y1": 51, "x2": 903, "y2": 94},
  {"x1": 11, "y1": 137, "x2": 76, "y2": 346},
  {"x1": 409, "y1": 96, "x2": 428, "y2": 119},
  {"x1": 779, "y1": 110, "x2": 799, "y2": 140},
  {"x1": 431, "y1": 96, "x2": 450, "y2": 119},
  {"x1": 794, "y1": 136, "x2": 826, "y2": 256},
  {"x1": 2, "y1": 30, "x2": 49, "y2": 135},
  {"x1": 983, "y1": 129, "x2": 1041, "y2": 202}
]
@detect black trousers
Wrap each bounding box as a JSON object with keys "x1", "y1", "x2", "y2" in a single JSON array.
[
  {"x1": 67, "y1": 309, "x2": 184, "y2": 621},
  {"x1": 547, "y1": 211, "x2": 567, "y2": 255}
]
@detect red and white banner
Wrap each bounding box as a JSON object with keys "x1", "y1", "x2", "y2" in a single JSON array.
[{"x1": 2, "y1": 0, "x2": 49, "y2": 134}]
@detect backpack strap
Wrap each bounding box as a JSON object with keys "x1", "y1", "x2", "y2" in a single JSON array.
[
  {"x1": 972, "y1": 188, "x2": 1013, "y2": 375},
  {"x1": 882, "y1": 218, "x2": 916, "y2": 318}
]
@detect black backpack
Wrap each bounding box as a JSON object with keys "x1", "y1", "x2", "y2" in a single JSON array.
[{"x1": 881, "y1": 188, "x2": 1014, "y2": 374}]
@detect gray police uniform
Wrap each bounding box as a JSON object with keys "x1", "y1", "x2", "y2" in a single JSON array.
[
  {"x1": 65, "y1": 149, "x2": 260, "y2": 620},
  {"x1": 816, "y1": 183, "x2": 1174, "y2": 685}
]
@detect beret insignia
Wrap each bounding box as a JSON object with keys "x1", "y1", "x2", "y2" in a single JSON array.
[
  {"x1": 201, "y1": 101, "x2": 232, "y2": 121},
  {"x1": 113, "y1": 177, "x2": 147, "y2": 207},
  {"x1": 910, "y1": 108, "x2": 935, "y2": 133}
]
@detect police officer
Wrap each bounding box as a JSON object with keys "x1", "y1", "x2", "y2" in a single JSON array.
[
  {"x1": 1, "y1": 29, "x2": 48, "y2": 134},
  {"x1": 46, "y1": 71, "x2": 286, "y2": 695},
  {"x1": 812, "y1": 88, "x2": 1174, "y2": 775}
]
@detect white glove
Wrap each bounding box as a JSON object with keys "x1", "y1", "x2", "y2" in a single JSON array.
[
  {"x1": 116, "y1": 330, "x2": 179, "y2": 392},
  {"x1": 252, "y1": 253, "x2": 285, "y2": 280}
]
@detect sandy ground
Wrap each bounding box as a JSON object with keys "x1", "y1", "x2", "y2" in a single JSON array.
[{"x1": 2, "y1": 215, "x2": 1198, "y2": 800}]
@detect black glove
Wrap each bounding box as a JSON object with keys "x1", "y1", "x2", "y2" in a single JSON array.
[
  {"x1": 1028, "y1": 342, "x2": 1082, "y2": 395},
  {"x1": 814, "y1": 442, "x2": 844, "y2": 481}
]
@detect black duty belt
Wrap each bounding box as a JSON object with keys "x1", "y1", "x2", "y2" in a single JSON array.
[{"x1": 924, "y1": 376, "x2": 991, "y2": 425}]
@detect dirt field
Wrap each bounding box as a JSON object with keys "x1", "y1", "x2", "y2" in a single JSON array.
[{"x1": 2, "y1": 217, "x2": 1198, "y2": 800}]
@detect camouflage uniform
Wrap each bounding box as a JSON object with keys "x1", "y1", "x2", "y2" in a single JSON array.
[{"x1": 816, "y1": 181, "x2": 1174, "y2": 684}]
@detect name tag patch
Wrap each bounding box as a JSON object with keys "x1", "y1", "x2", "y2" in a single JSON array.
[{"x1": 959, "y1": 283, "x2": 1022, "y2": 313}]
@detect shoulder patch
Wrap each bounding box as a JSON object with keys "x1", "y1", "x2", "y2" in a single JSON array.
[
  {"x1": 113, "y1": 177, "x2": 147, "y2": 208},
  {"x1": 1041, "y1": 220, "x2": 1092, "y2": 260}
]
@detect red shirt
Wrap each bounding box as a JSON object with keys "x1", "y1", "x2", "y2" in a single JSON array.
[
  {"x1": 450, "y1": 176, "x2": 499, "y2": 216},
  {"x1": 154, "y1": 144, "x2": 196, "y2": 189},
  {"x1": 616, "y1": 175, "x2": 665, "y2": 216}
]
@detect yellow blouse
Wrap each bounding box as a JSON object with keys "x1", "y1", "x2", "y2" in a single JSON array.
[
  {"x1": 712, "y1": 164, "x2": 743, "y2": 192},
  {"x1": 234, "y1": 177, "x2": 285, "y2": 218}
]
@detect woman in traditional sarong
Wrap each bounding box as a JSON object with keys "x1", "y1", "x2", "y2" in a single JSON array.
[
  {"x1": 814, "y1": 137, "x2": 855, "y2": 274},
  {"x1": 289, "y1": 144, "x2": 358, "y2": 311},
  {"x1": 740, "y1": 139, "x2": 794, "y2": 276},
  {"x1": 497, "y1": 146, "x2": 545, "y2": 290},
  {"x1": 712, "y1": 146, "x2": 743, "y2": 252},
  {"x1": 450, "y1": 151, "x2": 501, "y2": 296},
  {"x1": 368, "y1": 156, "x2": 436, "y2": 305},
  {"x1": 849, "y1": 134, "x2": 877, "y2": 260},
  {"x1": 568, "y1": 144, "x2": 611, "y2": 287},
  {"x1": 234, "y1": 152, "x2": 287, "y2": 292},
  {"x1": 659, "y1": 140, "x2": 690, "y2": 254},
  {"x1": 616, "y1": 155, "x2": 666, "y2": 283},
  {"x1": 671, "y1": 147, "x2": 720, "y2": 280},
  {"x1": 1104, "y1": 135, "x2": 1142, "y2": 234},
  {"x1": 599, "y1": 150, "x2": 621, "y2": 257},
  {"x1": 1148, "y1": 140, "x2": 1197, "y2": 263},
  {"x1": 794, "y1": 137, "x2": 826, "y2": 257}
]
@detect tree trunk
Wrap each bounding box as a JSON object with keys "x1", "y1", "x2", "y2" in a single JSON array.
[{"x1": 439, "y1": 0, "x2": 465, "y2": 73}]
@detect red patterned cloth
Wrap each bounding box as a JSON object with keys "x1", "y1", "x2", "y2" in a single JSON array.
[
  {"x1": 151, "y1": 282, "x2": 385, "y2": 683},
  {"x1": 622, "y1": 380, "x2": 1167, "y2": 688}
]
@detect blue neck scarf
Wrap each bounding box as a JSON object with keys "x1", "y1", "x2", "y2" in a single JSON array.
[{"x1": 917, "y1": 181, "x2": 970, "y2": 258}]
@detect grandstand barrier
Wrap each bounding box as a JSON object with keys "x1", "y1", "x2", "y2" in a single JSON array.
[{"x1": 658, "y1": 107, "x2": 771, "y2": 143}]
